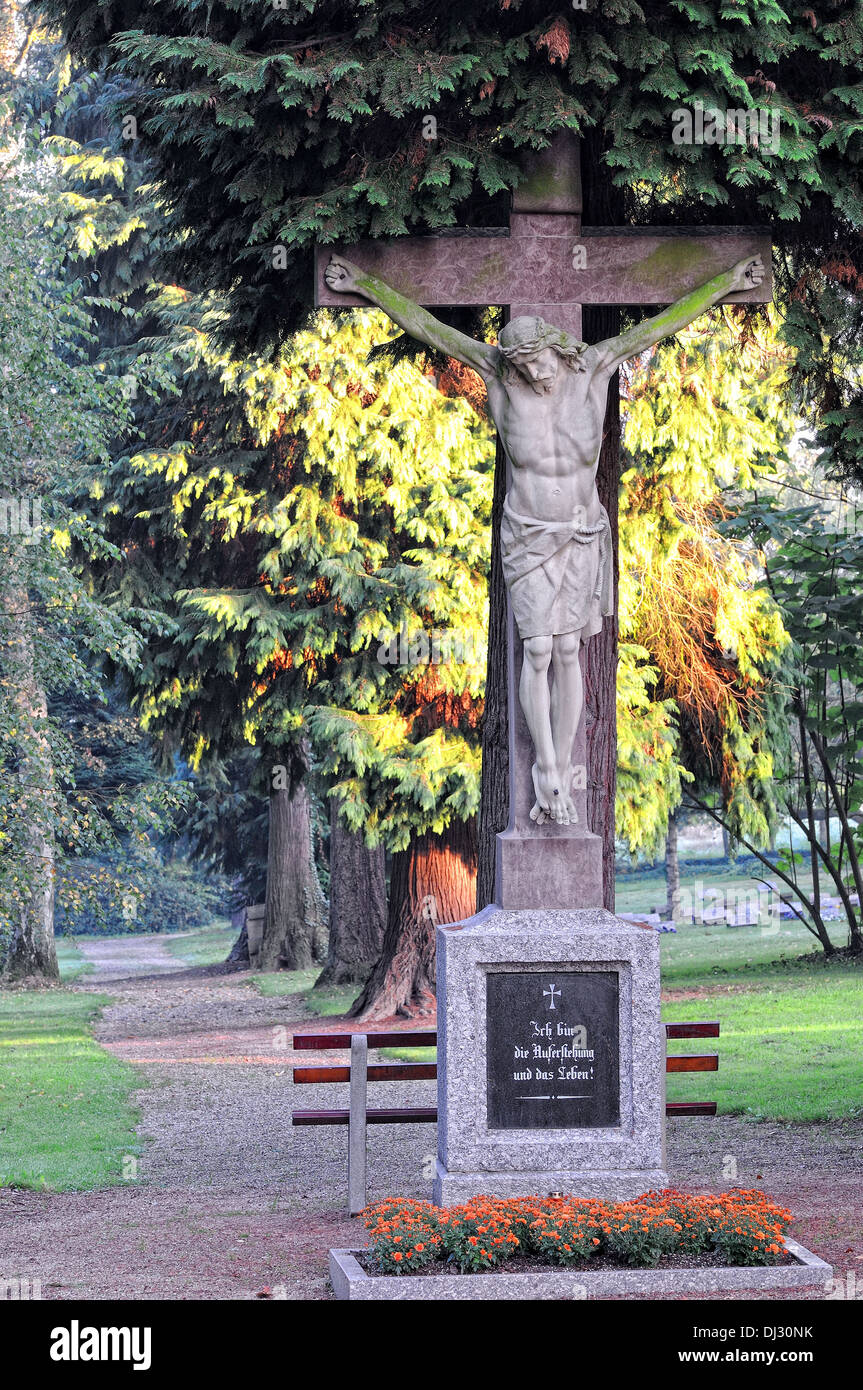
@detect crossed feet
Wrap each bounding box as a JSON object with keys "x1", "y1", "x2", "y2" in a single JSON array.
[{"x1": 530, "y1": 762, "x2": 578, "y2": 826}]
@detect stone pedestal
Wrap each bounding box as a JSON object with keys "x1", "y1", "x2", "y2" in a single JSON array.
[{"x1": 434, "y1": 906, "x2": 667, "y2": 1205}]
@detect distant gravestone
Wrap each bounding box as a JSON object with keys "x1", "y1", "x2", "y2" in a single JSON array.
[
  {"x1": 245, "y1": 904, "x2": 265, "y2": 967},
  {"x1": 225, "y1": 903, "x2": 266, "y2": 971}
]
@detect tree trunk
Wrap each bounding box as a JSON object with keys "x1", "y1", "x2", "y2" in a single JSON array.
[
  {"x1": 314, "y1": 800, "x2": 386, "y2": 989},
  {"x1": 260, "y1": 771, "x2": 327, "y2": 972},
  {"x1": 582, "y1": 141, "x2": 624, "y2": 910},
  {"x1": 477, "y1": 437, "x2": 509, "y2": 910},
  {"x1": 0, "y1": 576, "x2": 59, "y2": 984},
  {"x1": 349, "y1": 818, "x2": 478, "y2": 1021},
  {"x1": 582, "y1": 335, "x2": 620, "y2": 910},
  {"x1": 665, "y1": 811, "x2": 681, "y2": 921}
]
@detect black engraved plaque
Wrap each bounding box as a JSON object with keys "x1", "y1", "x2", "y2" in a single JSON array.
[{"x1": 486, "y1": 970, "x2": 620, "y2": 1130}]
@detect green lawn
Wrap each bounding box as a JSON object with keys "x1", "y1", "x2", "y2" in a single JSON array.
[
  {"x1": 660, "y1": 916, "x2": 863, "y2": 1121},
  {"x1": 242, "y1": 868, "x2": 863, "y2": 1123},
  {"x1": 376, "y1": 919, "x2": 862, "y2": 1122},
  {"x1": 659, "y1": 915, "x2": 836, "y2": 986},
  {"x1": 254, "y1": 968, "x2": 357, "y2": 1018},
  {"x1": 165, "y1": 920, "x2": 237, "y2": 968},
  {"x1": 0, "y1": 990, "x2": 141, "y2": 1190},
  {"x1": 55, "y1": 936, "x2": 94, "y2": 983},
  {"x1": 664, "y1": 970, "x2": 863, "y2": 1121}
]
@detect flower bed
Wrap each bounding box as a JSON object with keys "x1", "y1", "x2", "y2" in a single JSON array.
[{"x1": 361, "y1": 1189, "x2": 793, "y2": 1276}]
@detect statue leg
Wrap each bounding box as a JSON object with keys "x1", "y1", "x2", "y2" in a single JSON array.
[
  {"x1": 520, "y1": 635, "x2": 568, "y2": 826},
  {"x1": 550, "y1": 629, "x2": 583, "y2": 825}
]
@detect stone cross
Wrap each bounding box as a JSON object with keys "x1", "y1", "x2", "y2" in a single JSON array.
[{"x1": 315, "y1": 135, "x2": 771, "y2": 912}]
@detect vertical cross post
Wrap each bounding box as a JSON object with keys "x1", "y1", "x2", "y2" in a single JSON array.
[{"x1": 495, "y1": 137, "x2": 604, "y2": 911}]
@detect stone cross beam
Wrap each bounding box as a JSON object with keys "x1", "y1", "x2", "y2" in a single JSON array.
[
  {"x1": 315, "y1": 139, "x2": 770, "y2": 338},
  {"x1": 315, "y1": 135, "x2": 771, "y2": 911}
]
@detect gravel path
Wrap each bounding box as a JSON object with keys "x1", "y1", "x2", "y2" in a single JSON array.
[
  {"x1": 76, "y1": 934, "x2": 184, "y2": 978},
  {"x1": 0, "y1": 939, "x2": 860, "y2": 1300}
]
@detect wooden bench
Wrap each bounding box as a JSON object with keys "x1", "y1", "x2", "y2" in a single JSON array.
[{"x1": 292, "y1": 1021, "x2": 720, "y2": 1213}]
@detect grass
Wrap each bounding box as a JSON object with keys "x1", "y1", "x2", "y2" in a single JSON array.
[
  {"x1": 659, "y1": 915, "x2": 836, "y2": 987},
  {"x1": 218, "y1": 864, "x2": 863, "y2": 1123},
  {"x1": 253, "y1": 968, "x2": 357, "y2": 1018},
  {"x1": 55, "y1": 936, "x2": 93, "y2": 983},
  {"x1": 0, "y1": 990, "x2": 141, "y2": 1190},
  {"x1": 664, "y1": 969, "x2": 863, "y2": 1121},
  {"x1": 164, "y1": 919, "x2": 237, "y2": 969}
]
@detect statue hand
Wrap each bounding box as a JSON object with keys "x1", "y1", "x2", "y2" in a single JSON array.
[
  {"x1": 324, "y1": 255, "x2": 363, "y2": 294},
  {"x1": 730, "y1": 254, "x2": 765, "y2": 293}
]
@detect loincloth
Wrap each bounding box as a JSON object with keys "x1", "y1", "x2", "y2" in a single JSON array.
[{"x1": 500, "y1": 496, "x2": 613, "y2": 640}]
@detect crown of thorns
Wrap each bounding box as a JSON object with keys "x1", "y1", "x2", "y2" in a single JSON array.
[{"x1": 498, "y1": 315, "x2": 586, "y2": 362}]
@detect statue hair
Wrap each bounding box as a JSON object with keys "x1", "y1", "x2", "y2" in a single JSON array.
[{"x1": 496, "y1": 315, "x2": 587, "y2": 380}]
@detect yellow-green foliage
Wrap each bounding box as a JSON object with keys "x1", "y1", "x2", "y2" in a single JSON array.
[
  {"x1": 616, "y1": 310, "x2": 794, "y2": 857},
  {"x1": 114, "y1": 303, "x2": 494, "y2": 846}
]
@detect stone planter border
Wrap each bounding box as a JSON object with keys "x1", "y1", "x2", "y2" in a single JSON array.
[{"x1": 329, "y1": 1237, "x2": 831, "y2": 1300}]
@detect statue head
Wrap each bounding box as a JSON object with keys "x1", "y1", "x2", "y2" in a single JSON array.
[{"x1": 498, "y1": 316, "x2": 587, "y2": 392}]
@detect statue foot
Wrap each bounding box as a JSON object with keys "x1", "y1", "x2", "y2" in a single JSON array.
[
  {"x1": 562, "y1": 779, "x2": 579, "y2": 825},
  {"x1": 530, "y1": 762, "x2": 570, "y2": 826}
]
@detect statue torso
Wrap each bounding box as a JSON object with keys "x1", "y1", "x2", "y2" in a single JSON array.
[{"x1": 486, "y1": 351, "x2": 610, "y2": 524}]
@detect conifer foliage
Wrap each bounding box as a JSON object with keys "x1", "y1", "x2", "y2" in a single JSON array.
[{"x1": 39, "y1": 0, "x2": 863, "y2": 359}]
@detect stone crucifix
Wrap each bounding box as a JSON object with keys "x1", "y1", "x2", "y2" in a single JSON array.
[{"x1": 316, "y1": 135, "x2": 771, "y2": 910}]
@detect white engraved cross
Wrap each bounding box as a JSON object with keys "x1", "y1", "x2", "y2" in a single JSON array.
[{"x1": 543, "y1": 983, "x2": 561, "y2": 1011}]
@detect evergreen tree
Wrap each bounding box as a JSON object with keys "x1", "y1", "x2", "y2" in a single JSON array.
[
  {"x1": 21, "y1": 39, "x2": 493, "y2": 1002},
  {"x1": 616, "y1": 308, "x2": 795, "y2": 861},
  {"x1": 91, "y1": 299, "x2": 493, "y2": 994},
  {"x1": 0, "y1": 106, "x2": 136, "y2": 979},
  {"x1": 38, "y1": 1, "x2": 863, "y2": 345}
]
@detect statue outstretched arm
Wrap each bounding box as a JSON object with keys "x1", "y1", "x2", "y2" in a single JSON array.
[
  {"x1": 324, "y1": 256, "x2": 498, "y2": 379},
  {"x1": 590, "y1": 255, "x2": 766, "y2": 374}
]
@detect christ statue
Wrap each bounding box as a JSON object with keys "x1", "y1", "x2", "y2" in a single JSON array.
[{"x1": 325, "y1": 252, "x2": 765, "y2": 828}]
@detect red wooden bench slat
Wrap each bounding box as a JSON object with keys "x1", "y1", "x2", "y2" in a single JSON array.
[
  {"x1": 666, "y1": 1054, "x2": 718, "y2": 1073},
  {"x1": 295, "y1": 1056, "x2": 717, "y2": 1082},
  {"x1": 292, "y1": 1031, "x2": 437, "y2": 1050},
  {"x1": 292, "y1": 1107, "x2": 438, "y2": 1126},
  {"x1": 664, "y1": 1022, "x2": 720, "y2": 1038},
  {"x1": 293, "y1": 1063, "x2": 437, "y2": 1084},
  {"x1": 294, "y1": 1102, "x2": 717, "y2": 1125}
]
